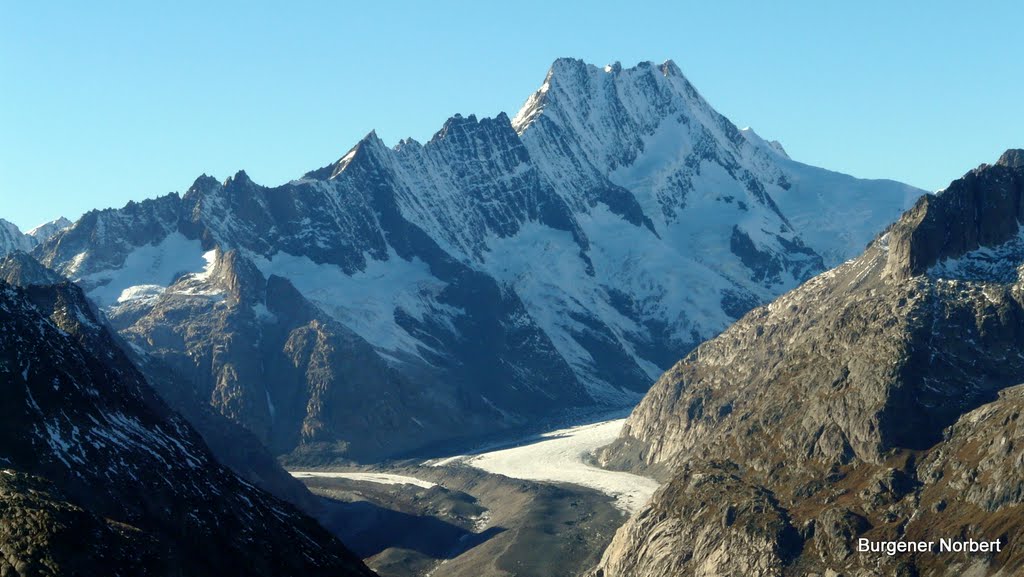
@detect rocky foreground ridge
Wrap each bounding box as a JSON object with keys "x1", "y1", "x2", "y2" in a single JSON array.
[
  {"x1": 593, "y1": 150, "x2": 1024, "y2": 577},
  {"x1": 0, "y1": 273, "x2": 376, "y2": 576}
]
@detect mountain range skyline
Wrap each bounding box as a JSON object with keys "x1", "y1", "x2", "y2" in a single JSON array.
[
  {"x1": 4, "y1": 3, "x2": 1023, "y2": 230},
  {"x1": 4, "y1": 54, "x2": 939, "y2": 233}
]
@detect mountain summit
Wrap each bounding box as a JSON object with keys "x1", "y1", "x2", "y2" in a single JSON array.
[{"x1": 34, "y1": 59, "x2": 923, "y2": 461}]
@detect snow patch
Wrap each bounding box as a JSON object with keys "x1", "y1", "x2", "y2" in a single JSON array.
[
  {"x1": 193, "y1": 250, "x2": 218, "y2": 281},
  {"x1": 117, "y1": 284, "x2": 165, "y2": 304},
  {"x1": 928, "y1": 227, "x2": 1024, "y2": 283},
  {"x1": 289, "y1": 471, "x2": 437, "y2": 489},
  {"x1": 80, "y1": 233, "x2": 207, "y2": 307},
  {"x1": 253, "y1": 249, "x2": 459, "y2": 359},
  {"x1": 26, "y1": 217, "x2": 72, "y2": 241},
  {"x1": 253, "y1": 302, "x2": 277, "y2": 323}
]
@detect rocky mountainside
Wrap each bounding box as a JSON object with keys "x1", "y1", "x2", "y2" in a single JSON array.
[
  {"x1": 34, "y1": 58, "x2": 922, "y2": 461},
  {"x1": 592, "y1": 150, "x2": 1024, "y2": 577},
  {"x1": 0, "y1": 250, "x2": 324, "y2": 512},
  {"x1": 0, "y1": 275, "x2": 377, "y2": 576},
  {"x1": 0, "y1": 251, "x2": 65, "y2": 286}
]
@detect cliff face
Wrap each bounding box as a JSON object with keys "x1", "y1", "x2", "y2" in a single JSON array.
[
  {"x1": 885, "y1": 150, "x2": 1024, "y2": 280},
  {"x1": 593, "y1": 151, "x2": 1024, "y2": 577}
]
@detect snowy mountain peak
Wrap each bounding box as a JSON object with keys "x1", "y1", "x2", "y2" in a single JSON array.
[
  {"x1": 429, "y1": 111, "x2": 518, "y2": 148},
  {"x1": 548, "y1": 56, "x2": 589, "y2": 77},
  {"x1": 512, "y1": 58, "x2": 706, "y2": 136},
  {"x1": 186, "y1": 173, "x2": 221, "y2": 197},
  {"x1": 660, "y1": 59, "x2": 683, "y2": 77},
  {"x1": 432, "y1": 113, "x2": 479, "y2": 140},
  {"x1": 768, "y1": 140, "x2": 788, "y2": 158},
  {"x1": 0, "y1": 218, "x2": 37, "y2": 256},
  {"x1": 395, "y1": 136, "x2": 422, "y2": 150},
  {"x1": 740, "y1": 127, "x2": 791, "y2": 159},
  {"x1": 26, "y1": 216, "x2": 72, "y2": 241}
]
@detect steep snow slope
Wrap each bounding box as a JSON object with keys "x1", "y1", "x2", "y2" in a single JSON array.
[
  {"x1": 80, "y1": 232, "x2": 210, "y2": 307},
  {"x1": 514, "y1": 59, "x2": 920, "y2": 269},
  {"x1": 0, "y1": 219, "x2": 35, "y2": 256}
]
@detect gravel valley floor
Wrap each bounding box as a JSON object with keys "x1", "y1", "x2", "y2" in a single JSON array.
[{"x1": 290, "y1": 415, "x2": 657, "y2": 577}]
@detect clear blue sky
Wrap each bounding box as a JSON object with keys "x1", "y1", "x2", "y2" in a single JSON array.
[{"x1": 2, "y1": 1, "x2": 1021, "y2": 230}]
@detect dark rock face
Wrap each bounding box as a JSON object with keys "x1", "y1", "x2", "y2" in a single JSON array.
[
  {"x1": 0, "y1": 472, "x2": 160, "y2": 576},
  {"x1": 0, "y1": 218, "x2": 68, "y2": 258},
  {"x1": 918, "y1": 385, "x2": 1024, "y2": 514},
  {"x1": 106, "y1": 247, "x2": 548, "y2": 462},
  {"x1": 33, "y1": 59, "x2": 921, "y2": 462},
  {"x1": 730, "y1": 225, "x2": 822, "y2": 285},
  {"x1": 593, "y1": 152, "x2": 1024, "y2": 576},
  {"x1": 0, "y1": 279, "x2": 376, "y2": 577},
  {"x1": 886, "y1": 153, "x2": 1024, "y2": 279},
  {"x1": 0, "y1": 251, "x2": 64, "y2": 286}
]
